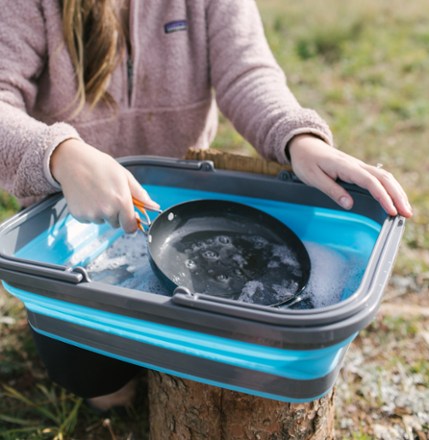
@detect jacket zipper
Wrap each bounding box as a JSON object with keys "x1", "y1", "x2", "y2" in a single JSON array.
[
  {"x1": 127, "y1": 55, "x2": 134, "y2": 107},
  {"x1": 126, "y1": 0, "x2": 135, "y2": 107}
]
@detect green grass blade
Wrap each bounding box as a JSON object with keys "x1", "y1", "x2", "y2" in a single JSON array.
[
  {"x1": 58, "y1": 397, "x2": 83, "y2": 435},
  {"x1": 0, "y1": 413, "x2": 38, "y2": 426},
  {"x1": 3, "y1": 384, "x2": 61, "y2": 424}
]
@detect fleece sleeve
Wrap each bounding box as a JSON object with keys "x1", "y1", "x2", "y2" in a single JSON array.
[
  {"x1": 206, "y1": 0, "x2": 334, "y2": 164},
  {"x1": 0, "y1": 0, "x2": 80, "y2": 198}
]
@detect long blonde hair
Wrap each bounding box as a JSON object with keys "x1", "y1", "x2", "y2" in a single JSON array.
[{"x1": 62, "y1": 0, "x2": 125, "y2": 114}]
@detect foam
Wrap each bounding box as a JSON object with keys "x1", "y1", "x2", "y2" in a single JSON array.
[
  {"x1": 87, "y1": 232, "x2": 168, "y2": 295},
  {"x1": 300, "y1": 242, "x2": 363, "y2": 308},
  {"x1": 238, "y1": 281, "x2": 264, "y2": 303},
  {"x1": 85, "y1": 234, "x2": 365, "y2": 309}
]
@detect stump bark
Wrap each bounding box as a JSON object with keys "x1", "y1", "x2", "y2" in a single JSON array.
[
  {"x1": 147, "y1": 149, "x2": 336, "y2": 439},
  {"x1": 148, "y1": 371, "x2": 335, "y2": 440}
]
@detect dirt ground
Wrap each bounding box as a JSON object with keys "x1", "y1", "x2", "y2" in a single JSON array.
[{"x1": 334, "y1": 275, "x2": 429, "y2": 440}]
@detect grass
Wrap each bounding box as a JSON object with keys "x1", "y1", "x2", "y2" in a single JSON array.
[
  {"x1": 217, "y1": 0, "x2": 429, "y2": 277},
  {"x1": 335, "y1": 311, "x2": 429, "y2": 438},
  {"x1": 1, "y1": 0, "x2": 429, "y2": 438},
  {"x1": 0, "y1": 384, "x2": 83, "y2": 439},
  {"x1": 0, "y1": 191, "x2": 19, "y2": 223}
]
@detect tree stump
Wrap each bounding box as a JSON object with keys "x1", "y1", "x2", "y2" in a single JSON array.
[
  {"x1": 184, "y1": 147, "x2": 292, "y2": 176},
  {"x1": 148, "y1": 371, "x2": 335, "y2": 440},
  {"x1": 147, "y1": 149, "x2": 336, "y2": 439}
]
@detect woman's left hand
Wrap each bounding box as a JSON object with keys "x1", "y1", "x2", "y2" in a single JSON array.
[{"x1": 287, "y1": 134, "x2": 413, "y2": 218}]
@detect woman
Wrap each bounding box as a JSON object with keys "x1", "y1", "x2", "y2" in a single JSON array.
[{"x1": 0, "y1": 0, "x2": 412, "y2": 410}]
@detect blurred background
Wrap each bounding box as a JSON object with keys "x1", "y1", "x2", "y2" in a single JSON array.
[{"x1": 0, "y1": 0, "x2": 428, "y2": 438}]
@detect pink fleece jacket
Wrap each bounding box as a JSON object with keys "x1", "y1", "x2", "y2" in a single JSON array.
[{"x1": 0, "y1": 0, "x2": 333, "y2": 199}]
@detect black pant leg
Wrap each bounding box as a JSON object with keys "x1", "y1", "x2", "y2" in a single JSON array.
[{"x1": 30, "y1": 326, "x2": 141, "y2": 398}]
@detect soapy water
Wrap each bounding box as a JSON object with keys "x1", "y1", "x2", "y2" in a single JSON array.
[
  {"x1": 87, "y1": 233, "x2": 167, "y2": 294},
  {"x1": 86, "y1": 232, "x2": 365, "y2": 309},
  {"x1": 299, "y1": 242, "x2": 364, "y2": 309},
  {"x1": 158, "y1": 231, "x2": 305, "y2": 306}
]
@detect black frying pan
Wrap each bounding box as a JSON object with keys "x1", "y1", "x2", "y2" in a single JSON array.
[{"x1": 147, "y1": 200, "x2": 311, "y2": 307}]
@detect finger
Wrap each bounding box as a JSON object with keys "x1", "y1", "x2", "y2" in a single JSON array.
[
  {"x1": 340, "y1": 166, "x2": 398, "y2": 216},
  {"x1": 73, "y1": 216, "x2": 92, "y2": 224},
  {"x1": 68, "y1": 208, "x2": 104, "y2": 225},
  {"x1": 118, "y1": 193, "x2": 139, "y2": 234},
  {"x1": 105, "y1": 213, "x2": 120, "y2": 229},
  {"x1": 119, "y1": 171, "x2": 155, "y2": 233},
  {"x1": 364, "y1": 165, "x2": 413, "y2": 217},
  {"x1": 301, "y1": 166, "x2": 355, "y2": 210},
  {"x1": 127, "y1": 171, "x2": 160, "y2": 211}
]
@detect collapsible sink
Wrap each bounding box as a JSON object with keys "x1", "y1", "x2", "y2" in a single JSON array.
[{"x1": 0, "y1": 156, "x2": 405, "y2": 402}]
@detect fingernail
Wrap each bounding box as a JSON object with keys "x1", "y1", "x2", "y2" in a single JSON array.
[
  {"x1": 339, "y1": 196, "x2": 352, "y2": 210},
  {"x1": 145, "y1": 200, "x2": 161, "y2": 211}
]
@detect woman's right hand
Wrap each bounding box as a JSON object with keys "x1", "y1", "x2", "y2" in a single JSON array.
[{"x1": 50, "y1": 139, "x2": 160, "y2": 233}]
